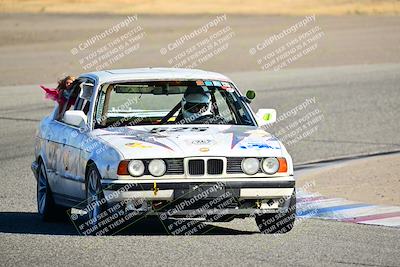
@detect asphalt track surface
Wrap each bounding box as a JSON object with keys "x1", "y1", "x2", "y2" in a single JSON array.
[{"x1": 0, "y1": 64, "x2": 400, "y2": 266}]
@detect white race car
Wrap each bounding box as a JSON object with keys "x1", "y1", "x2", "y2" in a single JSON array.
[{"x1": 32, "y1": 68, "x2": 295, "y2": 234}]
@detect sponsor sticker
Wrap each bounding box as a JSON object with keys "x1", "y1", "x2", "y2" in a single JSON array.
[
  {"x1": 212, "y1": 81, "x2": 222, "y2": 86},
  {"x1": 263, "y1": 113, "x2": 271, "y2": 121},
  {"x1": 221, "y1": 82, "x2": 230, "y2": 87},
  {"x1": 191, "y1": 139, "x2": 215, "y2": 145},
  {"x1": 204, "y1": 80, "x2": 213, "y2": 86},
  {"x1": 125, "y1": 142, "x2": 152, "y2": 148},
  {"x1": 240, "y1": 142, "x2": 280, "y2": 150},
  {"x1": 221, "y1": 86, "x2": 234, "y2": 92}
]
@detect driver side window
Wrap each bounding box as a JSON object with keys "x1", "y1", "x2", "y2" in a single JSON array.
[
  {"x1": 56, "y1": 83, "x2": 79, "y2": 121},
  {"x1": 57, "y1": 79, "x2": 94, "y2": 122},
  {"x1": 74, "y1": 80, "x2": 94, "y2": 115}
]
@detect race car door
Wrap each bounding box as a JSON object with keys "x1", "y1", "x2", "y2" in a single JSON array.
[{"x1": 54, "y1": 79, "x2": 94, "y2": 206}]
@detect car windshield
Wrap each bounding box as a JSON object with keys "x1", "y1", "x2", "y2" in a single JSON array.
[{"x1": 94, "y1": 80, "x2": 255, "y2": 128}]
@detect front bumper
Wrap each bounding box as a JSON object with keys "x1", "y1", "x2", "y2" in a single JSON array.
[{"x1": 101, "y1": 177, "x2": 295, "y2": 216}]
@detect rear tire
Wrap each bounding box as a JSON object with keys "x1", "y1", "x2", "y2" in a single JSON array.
[
  {"x1": 37, "y1": 161, "x2": 67, "y2": 221},
  {"x1": 255, "y1": 192, "x2": 296, "y2": 234}
]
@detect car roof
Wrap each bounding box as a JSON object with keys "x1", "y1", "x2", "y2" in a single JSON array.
[{"x1": 80, "y1": 68, "x2": 232, "y2": 84}]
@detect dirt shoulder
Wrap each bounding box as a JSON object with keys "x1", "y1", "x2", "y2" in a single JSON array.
[
  {"x1": 297, "y1": 154, "x2": 400, "y2": 206},
  {"x1": 1, "y1": 0, "x2": 400, "y2": 15}
]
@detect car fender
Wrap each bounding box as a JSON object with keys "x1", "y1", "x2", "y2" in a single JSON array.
[{"x1": 80, "y1": 137, "x2": 123, "y2": 181}]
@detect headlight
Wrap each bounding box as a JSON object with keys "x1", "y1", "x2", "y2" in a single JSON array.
[
  {"x1": 261, "y1": 157, "x2": 279, "y2": 174},
  {"x1": 148, "y1": 159, "x2": 166, "y2": 177},
  {"x1": 128, "y1": 160, "x2": 145, "y2": 177},
  {"x1": 241, "y1": 158, "x2": 259, "y2": 175}
]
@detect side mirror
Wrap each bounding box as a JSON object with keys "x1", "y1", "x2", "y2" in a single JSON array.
[
  {"x1": 246, "y1": 90, "x2": 256, "y2": 100},
  {"x1": 63, "y1": 110, "x2": 87, "y2": 128},
  {"x1": 255, "y1": 109, "x2": 277, "y2": 126}
]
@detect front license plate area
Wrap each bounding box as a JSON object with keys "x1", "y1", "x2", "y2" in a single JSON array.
[{"x1": 174, "y1": 184, "x2": 227, "y2": 199}]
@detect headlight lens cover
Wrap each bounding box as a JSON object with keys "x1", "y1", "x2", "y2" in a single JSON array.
[
  {"x1": 261, "y1": 157, "x2": 279, "y2": 174},
  {"x1": 148, "y1": 159, "x2": 167, "y2": 177},
  {"x1": 241, "y1": 158, "x2": 260, "y2": 175},
  {"x1": 128, "y1": 160, "x2": 145, "y2": 177}
]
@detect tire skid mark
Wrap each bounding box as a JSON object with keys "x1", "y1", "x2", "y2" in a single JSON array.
[{"x1": 0, "y1": 116, "x2": 40, "y2": 122}]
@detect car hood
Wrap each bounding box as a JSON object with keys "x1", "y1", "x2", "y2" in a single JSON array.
[{"x1": 93, "y1": 125, "x2": 284, "y2": 159}]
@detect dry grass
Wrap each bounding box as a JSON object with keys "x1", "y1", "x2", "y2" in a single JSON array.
[{"x1": 1, "y1": 0, "x2": 400, "y2": 15}]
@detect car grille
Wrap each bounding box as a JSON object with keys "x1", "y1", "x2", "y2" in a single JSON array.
[
  {"x1": 226, "y1": 157, "x2": 243, "y2": 173},
  {"x1": 188, "y1": 160, "x2": 205, "y2": 175},
  {"x1": 141, "y1": 158, "x2": 258, "y2": 176},
  {"x1": 165, "y1": 159, "x2": 184, "y2": 175},
  {"x1": 207, "y1": 159, "x2": 224, "y2": 175},
  {"x1": 187, "y1": 159, "x2": 224, "y2": 175}
]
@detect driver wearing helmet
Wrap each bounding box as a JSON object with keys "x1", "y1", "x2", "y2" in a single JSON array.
[
  {"x1": 176, "y1": 85, "x2": 227, "y2": 124},
  {"x1": 181, "y1": 86, "x2": 212, "y2": 120}
]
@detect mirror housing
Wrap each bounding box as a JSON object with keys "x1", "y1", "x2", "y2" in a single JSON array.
[
  {"x1": 243, "y1": 90, "x2": 256, "y2": 103},
  {"x1": 246, "y1": 90, "x2": 256, "y2": 100},
  {"x1": 255, "y1": 109, "x2": 277, "y2": 126},
  {"x1": 63, "y1": 110, "x2": 87, "y2": 128}
]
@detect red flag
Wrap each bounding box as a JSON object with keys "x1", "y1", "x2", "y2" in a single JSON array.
[{"x1": 40, "y1": 85, "x2": 59, "y2": 101}]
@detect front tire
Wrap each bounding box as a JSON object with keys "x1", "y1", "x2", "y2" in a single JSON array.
[
  {"x1": 37, "y1": 161, "x2": 67, "y2": 221},
  {"x1": 85, "y1": 164, "x2": 107, "y2": 235},
  {"x1": 255, "y1": 192, "x2": 296, "y2": 234}
]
